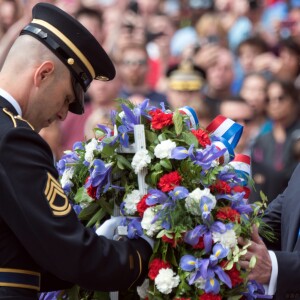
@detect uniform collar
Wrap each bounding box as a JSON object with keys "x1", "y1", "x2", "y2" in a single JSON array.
[{"x1": 0, "y1": 88, "x2": 22, "y2": 116}]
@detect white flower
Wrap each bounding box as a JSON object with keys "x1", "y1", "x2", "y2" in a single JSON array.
[
  {"x1": 61, "y1": 167, "x2": 75, "y2": 190},
  {"x1": 154, "y1": 268, "x2": 180, "y2": 294},
  {"x1": 137, "y1": 279, "x2": 149, "y2": 299},
  {"x1": 123, "y1": 190, "x2": 142, "y2": 215},
  {"x1": 84, "y1": 138, "x2": 99, "y2": 164},
  {"x1": 185, "y1": 187, "x2": 216, "y2": 216},
  {"x1": 212, "y1": 229, "x2": 237, "y2": 249},
  {"x1": 154, "y1": 139, "x2": 176, "y2": 159},
  {"x1": 131, "y1": 149, "x2": 151, "y2": 174},
  {"x1": 194, "y1": 276, "x2": 206, "y2": 289},
  {"x1": 141, "y1": 206, "x2": 162, "y2": 237}
]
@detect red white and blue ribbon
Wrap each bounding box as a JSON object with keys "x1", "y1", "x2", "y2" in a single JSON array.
[
  {"x1": 179, "y1": 106, "x2": 199, "y2": 129},
  {"x1": 206, "y1": 115, "x2": 244, "y2": 163},
  {"x1": 229, "y1": 154, "x2": 251, "y2": 186},
  {"x1": 206, "y1": 115, "x2": 243, "y2": 149}
]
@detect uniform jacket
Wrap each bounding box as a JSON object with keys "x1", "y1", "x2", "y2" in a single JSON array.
[
  {"x1": 0, "y1": 96, "x2": 152, "y2": 298},
  {"x1": 262, "y1": 163, "x2": 300, "y2": 299}
]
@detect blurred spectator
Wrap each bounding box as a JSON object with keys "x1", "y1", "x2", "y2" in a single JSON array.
[
  {"x1": 201, "y1": 47, "x2": 235, "y2": 120},
  {"x1": 146, "y1": 13, "x2": 177, "y2": 93},
  {"x1": 135, "y1": 0, "x2": 161, "y2": 23},
  {"x1": 56, "y1": 0, "x2": 83, "y2": 16},
  {"x1": 109, "y1": 8, "x2": 146, "y2": 59},
  {"x1": 253, "y1": 36, "x2": 300, "y2": 83},
  {"x1": 233, "y1": 35, "x2": 270, "y2": 93},
  {"x1": 219, "y1": 95, "x2": 254, "y2": 155},
  {"x1": 0, "y1": 0, "x2": 54, "y2": 69},
  {"x1": 194, "y1": 12, "x2": 227, "y2": 48},
  {"x1": 84, "y1": 107, "x2": 113, "y2": 140},
  {"x1": 75, "y1": 7, "x2": 104, "y2": 45},
  {"x1": 240, "y1": 72, "x2": 272, "y2": 144},
  {"x1": 117, "y1": 43, "x2": 166, "y2": 105},
  {"x1": 250, "y1": 78, "x2": 300, "y2": 203},
  {"x1": 39, "y1": 121, "x2": 63, "y2": 162},
  {"x1": 165, "y1": 60, "x2": 210, "y2": 126},
  {"x1": 0, "y1": 0, "x2": 22, "y2": 39}
]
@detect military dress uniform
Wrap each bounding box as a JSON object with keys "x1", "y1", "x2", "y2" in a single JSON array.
[
  {"x1": 0, "y1": 3, "x2": 152, "y2": 300},
  {"x1": 0, "y1": 96, "x2": 151, "y2": 298}
]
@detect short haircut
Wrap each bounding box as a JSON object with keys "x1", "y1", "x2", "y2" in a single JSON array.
[{"x1": 237, "y1": 36, "x2": 269, "y2": 56}]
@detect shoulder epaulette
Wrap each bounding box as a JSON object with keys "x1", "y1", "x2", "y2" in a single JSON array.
[{"x1": 3, "y1": 108, "x2": 35, "y2": 130}]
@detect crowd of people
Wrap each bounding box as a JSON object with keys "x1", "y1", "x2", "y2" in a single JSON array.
[
  {"x1": 1, "y1": 0, "x2": 300, "y2": 299},
  {"x1": 0, "y1": 0, "x2": 298, "y2": 203}
]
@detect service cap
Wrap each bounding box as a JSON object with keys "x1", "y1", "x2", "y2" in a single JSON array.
[
  {"x1": 20, "y1": 2, "x2": 116, "y2": 114},
  {"x1": 167, "y1": 61, "x2": 205, "y2": 92}
]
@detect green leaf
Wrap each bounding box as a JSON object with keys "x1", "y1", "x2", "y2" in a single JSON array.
[
  {"x1": 92, "y1": 291, "x2": 110, "y2": 300},
  {"x1": 116, "y1": 154, "x2": 132, "y2": 170},
  {"x1": 74, "y1": 187, "x2": 93, "y2": 204},
  {"x1": 249, "y1": 255, "x2": 257, "y2": 269},
  {"x1": 160, "y1": 159, "x2": 172, "y2": 170},
  {"x1": 173, "y1": 111, "x2": 183, "y2": 135},
  {"x1": 228, "y1": 296, "x2": 243, "y2": 300},
  {"x1": 145, "y1": 129, "x2": 158, "y2": 144},
  {"x1": 100, "y1": 144, "x2": 116, "y2": 158},
  {"x1": 86, "y1": 207, "x2": 107, "y2": 227},
  {"x1": 182, "y1": 132, "x2": 199, "y2": 147},
  {"x1": 78, "y1": 202, "x2": 99, "y2": 220},
  {"x1": 97, "y1": 198, "x2": 113, "y2": 215},
  {"x1": 66, "y1": 285, "x2": 80, "y2": 300},
  {"x1": 224, "y1": 261, "x2": 234, "y2": 270},
  {"x1": 150, "y1": 170, "x2": 163, "y2": 185}
]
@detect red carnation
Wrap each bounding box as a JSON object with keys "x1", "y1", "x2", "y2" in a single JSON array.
[
  {"x1": 137, "y1": 194, "x2": 150, "y2": 217},
  {"x1": 191, "y1": 129, "x2": 211, "y2": 147},
  {"x1": 162, "y1": 233, "x2": 183, "y2": 248},
  {"x1": 231, "y1": 185, "x2": 250, "y2": 199},
  {"x1": 158, "y1": 171, "x2": 182, "y2": 192},
  {"x1": 85, "y1": 177, "x2": 97, "y2": 200},
  {"x1": 199, "y1": 293, "x2": 222, "y2": 300},
  {"x1": 220, "y1": 260, "x2": 243, "y2": 287},
  {"x1": 192, "y1": 236, "x2": 205, "y2": 249},
  {"x1": 148, "y1": 258, "x2": 171, "y2": 280},
  {"x1": 216, "y1": 207, "x2": 241, "y2": 223},
  {"x1": 149, "y1": 109, "x2": 173, "y2": 130},
  {"x1": 210, "y1": 180, "x2": 231, "y2": 194}
]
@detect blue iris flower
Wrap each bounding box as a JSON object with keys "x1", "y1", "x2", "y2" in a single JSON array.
[
  {"x1": 180, "y1": 244, "x2": 231, "y2": 294},
  {"x1": 72, "y1": 141, "x2": 84, "y2": 151},
  {"x1": 171, "y1": 145, "x2": 194, "y2": 160},
  {"x1": 127, "y1": 218, "x2": 143, "y2": 239},
  {"x1": 192, "y1": 145, "x2": 226, "y2": 170},
  {"x1": 184, "y1": 221, "x2": 226, "y2": 253},
  {"x1": 118, "y1": 125, "x2": 130, "y2": 148},
  {"x1": 146, "y1": 189, "x2": 168, "y2": 206},
  {"x1": 168, "y1": 186, "x2": 189, "y2": 200},
  {"x1": 84, "y1": 159, "x2": 112, "y2": 199},
  {"x1": 56, "y1": 151, "x2": 79, "y2": 176},
  {"x1": 243, "y1": 280, "x2": 272, "y2": 299}
]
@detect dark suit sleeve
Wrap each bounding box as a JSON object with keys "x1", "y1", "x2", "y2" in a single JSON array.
[
  {"x1": 262, "y1": 164, "x2": 300, "y2": 298},
  {"x1": 0, "y1": 127, "x2": 152, "y2": 291},
  {"x1": 261, "y1": 193, "x2": 283, "y2": 250}
]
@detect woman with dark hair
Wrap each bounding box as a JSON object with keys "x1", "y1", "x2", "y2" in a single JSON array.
[{"x1": 250, "y1": 78, "x2": 300, "y2": 204}]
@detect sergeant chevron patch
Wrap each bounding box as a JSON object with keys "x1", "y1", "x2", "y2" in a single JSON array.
[{"x1": 44, "y1": 172, "x2": 71, "y2": 216}]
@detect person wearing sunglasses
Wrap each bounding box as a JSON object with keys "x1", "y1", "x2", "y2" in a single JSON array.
[
  {"x1": 250, "y1": 78, "x2": 300, "y2": 204},
  {"x1": 219, "y1": 95, "x2": 254, "y2": 155}
]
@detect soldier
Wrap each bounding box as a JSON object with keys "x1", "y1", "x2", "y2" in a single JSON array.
[{"x1": 0, "y1": 3, "x2": 152, "y2": 299}]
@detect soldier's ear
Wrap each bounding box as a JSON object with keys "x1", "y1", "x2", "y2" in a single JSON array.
[{"x1": 34, "y1": 61, "x2": 55, "y2": 86}]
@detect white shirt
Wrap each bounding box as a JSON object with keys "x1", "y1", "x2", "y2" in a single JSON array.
[
  {"x1": 0, "y1": 88, "x2": 22, "y2": 116},
  {"x1": 264, "y1": 250, "x2": 278, "y2": 295}
]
